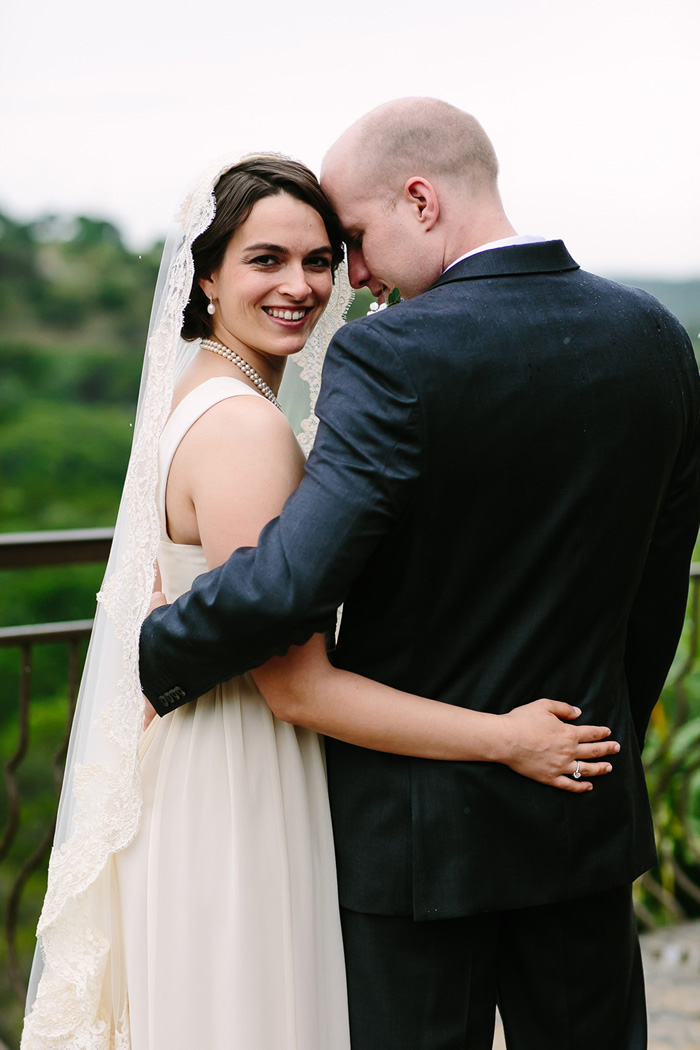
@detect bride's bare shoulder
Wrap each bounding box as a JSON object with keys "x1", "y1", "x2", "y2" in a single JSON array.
[
  {"x1": 170, "y1": 393, "x2": 305, "y2": 558},
  {"x1": 178, "y1": 390, "x2": 304, "y2": 474}
]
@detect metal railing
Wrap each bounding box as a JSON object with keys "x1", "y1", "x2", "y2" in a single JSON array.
[
  {"x1": 0, "y1": 528, "x2": 113, "y2": 571},
  {"x1": 0, "y1": 529, "x2": 112, "y2": 1046}
]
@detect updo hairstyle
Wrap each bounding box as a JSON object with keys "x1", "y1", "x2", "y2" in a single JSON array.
[{"x1": 181, "y1": 156, "x2": 345, "y2": 341}]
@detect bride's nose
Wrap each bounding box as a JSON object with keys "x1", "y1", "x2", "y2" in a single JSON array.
[{"x1": 278, "y1": 263, "x2": 312, "y2": 300}]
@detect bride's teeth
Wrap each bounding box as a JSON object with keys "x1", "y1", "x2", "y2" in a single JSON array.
[{"x1": 266, "y1": 307, "x2": 306, "y2": 320}]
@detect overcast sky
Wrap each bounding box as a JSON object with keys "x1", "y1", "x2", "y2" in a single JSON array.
[{"x1": 2, "y1": 0, "x2": 698, "y2": 278}]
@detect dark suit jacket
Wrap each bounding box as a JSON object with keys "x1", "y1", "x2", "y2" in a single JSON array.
[{"x1": 140, "y1": 241, "x2": 700, "y2": 918}]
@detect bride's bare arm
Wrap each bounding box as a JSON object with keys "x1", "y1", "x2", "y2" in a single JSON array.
[
  {"x1": 168, "y1": 393, "x2": 619, "y2": 792},
  {"x1": 253, "y1": 637, "x2": 618, "y2": 791}
]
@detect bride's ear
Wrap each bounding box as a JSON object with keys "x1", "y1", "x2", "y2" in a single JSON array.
[
  {"x1": 403, "y1": 177, "x2": 439, "y2": 231},
  {"x1": 198, "y1": 273, "x2": 216, "y2": 298}
]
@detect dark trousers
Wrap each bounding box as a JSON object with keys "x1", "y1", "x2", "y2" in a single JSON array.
[{"x1": 339, "y1": 884, "x2": 647, "y2": 1050}]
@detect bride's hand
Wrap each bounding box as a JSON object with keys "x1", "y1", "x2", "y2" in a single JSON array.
[{"x1": 501, "y1": 699, "x2": 620, "y2": 793}]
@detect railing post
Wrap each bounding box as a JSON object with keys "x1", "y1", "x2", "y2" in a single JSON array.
[
  {"x1": 0, "y1": 644, "x2": 32, "y2": 865},
  {"x1": 2, "y1": 643, "x2": 33, "y2": 1006}
]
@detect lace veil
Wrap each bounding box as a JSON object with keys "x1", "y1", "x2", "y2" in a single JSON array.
[{"x1": 21, "y1": 154, "x2": 352, "y2": 1048}]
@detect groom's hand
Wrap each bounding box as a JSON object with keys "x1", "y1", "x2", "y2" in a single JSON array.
[
  {"x1": 503, "y1": 698, "x2": 620, "y2": 793},
  {"x1": 142, "y1": 591, "x2": 167, "y2": 729}
]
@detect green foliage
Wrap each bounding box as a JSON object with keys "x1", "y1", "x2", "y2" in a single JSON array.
[
  {"x1": 0, "y1": 400, "x2": 132, "y2": 531},
  {"x1": 0, "y1": 210, "x2": 148, "y2": 634},
  {"x1": 635, "y1": 577, "x2": 700, "y2": 926},
  {"x1": 344, "y1": 287, "x2": 373, "y2": 321}
]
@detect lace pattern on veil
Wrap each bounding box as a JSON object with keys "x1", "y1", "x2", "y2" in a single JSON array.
[{"x1": 21, "y1": 155, "x2": 352, "y2": 1049}]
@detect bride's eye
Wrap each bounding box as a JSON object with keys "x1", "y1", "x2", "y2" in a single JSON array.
[
  {"x1": 250, "y1": 254, "x2": 280, "y2": 267},
  {"x1": 305, "y1": 255, "x2": 332, "y2": 269}
]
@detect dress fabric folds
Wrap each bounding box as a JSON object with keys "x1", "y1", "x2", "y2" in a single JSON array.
[{"x1": 114, "y1": 377, "x2": 350, "y2": 1049}]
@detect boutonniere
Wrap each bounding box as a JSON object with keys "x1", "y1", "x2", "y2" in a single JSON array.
[{"x1": 368, "y1": 287, "x2": 402, "y2": 315}]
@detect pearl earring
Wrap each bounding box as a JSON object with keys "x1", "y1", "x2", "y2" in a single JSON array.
[{"x1": 207, "y1": 294, "x2": 216, "y2": 316}]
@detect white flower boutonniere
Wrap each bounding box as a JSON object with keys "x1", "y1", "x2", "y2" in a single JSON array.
[{"x1": 368, "y1": 287, "x2": 401, "y2": 315}]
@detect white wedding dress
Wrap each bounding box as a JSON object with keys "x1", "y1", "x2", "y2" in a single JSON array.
[{"x1": 114, "y1": 376, "x2": 350, "y2": 1049}]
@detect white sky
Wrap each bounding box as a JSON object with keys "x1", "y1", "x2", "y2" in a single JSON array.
[{"x1": 2, "y1": 0, "x2": 698, "y2": 278}]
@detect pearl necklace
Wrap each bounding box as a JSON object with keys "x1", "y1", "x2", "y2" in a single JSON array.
[{"x1": 200, "y1": 338, "x2": 281, "y2": 410}]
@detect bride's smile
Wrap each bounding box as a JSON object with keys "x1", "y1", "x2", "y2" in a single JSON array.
[{"x1": 262, "y1": 305, "x2": 314, "y2": 323}]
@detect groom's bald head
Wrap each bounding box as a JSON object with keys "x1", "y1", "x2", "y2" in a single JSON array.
[
  {"x1": 321, "y1": 98, "x2": 514, "y2": 299},
  {"x1": 322, "y1": 98, "x2": 500, "y2": 199}
]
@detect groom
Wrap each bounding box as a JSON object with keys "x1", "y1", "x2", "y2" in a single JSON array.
[{"x1": 140, "y1": 99, "x2": 700, "y2": 1048}]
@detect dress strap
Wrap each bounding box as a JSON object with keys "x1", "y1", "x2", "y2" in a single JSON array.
[{"x1": 157, "y1": 376, "x2": 268, "y2": 530}]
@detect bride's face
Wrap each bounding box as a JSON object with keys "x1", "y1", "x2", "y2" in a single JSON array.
[{"x1": 200, "y1": 193, "x2": 334, "y2": 369}]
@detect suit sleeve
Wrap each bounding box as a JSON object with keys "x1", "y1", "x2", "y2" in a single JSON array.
[
  {"x1": 139, "y1": 317, "x2": 422, "y2": 714},
  {"x1": 624, "y1": 327, "x2": 700, "y2": 747}
]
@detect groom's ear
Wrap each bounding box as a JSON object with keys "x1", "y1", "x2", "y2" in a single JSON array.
[{"x1": 403, "y1": 177, "x2": 439, "y2": 231}]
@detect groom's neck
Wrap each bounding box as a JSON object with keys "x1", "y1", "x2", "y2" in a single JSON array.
[{"x1": 438, "y1": 184, "x2": 517, "y2": 272}]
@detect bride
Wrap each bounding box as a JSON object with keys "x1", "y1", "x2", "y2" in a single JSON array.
[{"x1": 21, "y1": 155, "x2": 618, "y2": 1049}]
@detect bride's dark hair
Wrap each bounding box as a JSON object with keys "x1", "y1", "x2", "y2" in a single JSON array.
[{"x1": 182, "y1": 156, "x2": 345, "y2": 341}]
